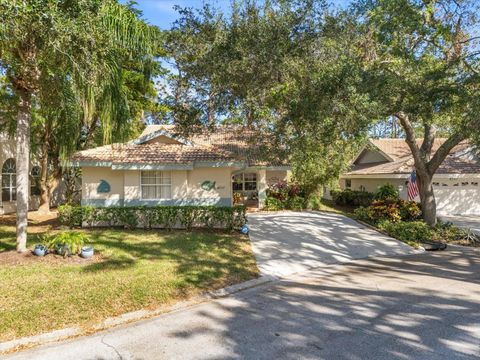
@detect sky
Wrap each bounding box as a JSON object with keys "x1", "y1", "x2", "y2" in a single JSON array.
[
  {"x1": 130, "y1": 0, "x2": 236, "y2": 29},
  {"x1": 129, "y1": 0, "x2": 351, "y2": 30}
]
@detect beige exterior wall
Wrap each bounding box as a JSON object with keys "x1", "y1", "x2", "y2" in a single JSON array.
[
  {"x1": 344, "y1": 178, "x2": 408, "y2": 199},
  {"x1": 82, "y1": 166, "x2": 234, "y2": 206},
  {"x1": 0, "y1": 137, "x2": 42, "y2": 214},
  {"x1": 82, "y1": 167, "x2": 125, "y2": 206},
  {"x1": 186, "y1": 167, "x2": 232, "y2": 201},
  {"x1": 266, "y1": 170, "x2": 288, "y2": 185},
  {"x1": 356, "y1": 150, "x2": 388, "y2": 164}
]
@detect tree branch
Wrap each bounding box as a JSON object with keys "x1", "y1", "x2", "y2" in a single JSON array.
[
  {"x1": 420, "y1": 123, "x2": 436, "y2": 160},
  {"x1": 395, "y1": 112, "x2": 426, "y2": 172},
  {"x1": 427, "y1": 131, "x2": 467, "y2": 174}
]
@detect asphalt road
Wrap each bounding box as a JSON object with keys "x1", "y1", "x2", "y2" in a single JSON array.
[{"x1": 3, "y1": 247, "x2": 480, "y2": 360}]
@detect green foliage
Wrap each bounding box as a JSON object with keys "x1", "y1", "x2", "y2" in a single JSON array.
[
  {"x1": 375, "y1": 184, "x2": 399, "y2": 201},
  {"x1": 434, "y1": 221, "x2": 479, "y2": 244},
  {"x1": 44, "y1": 231, "x2": 90, "y2": 255},
  {"x1": 398, "y1": 200, "x2": 422, "y2": 222},
  {"x1": 378, "y1": 221, "x2": 434, "y2": 246},
  {"x1": 306, "y1": 194, "x2": 323, "y2": 210},
  {"x1": 288, "y1": 196, "x2": 306, "y2": 211},
  {"x1": 354, "y1": 199, "x2": 421, "y2": 224},
  {"x1": 264, "y1": 197, "x2": 285, "y2": 211},
  {"x1": 264, "y1": 181, "x2": 306, "y2": 211},
  {"x1": 58, "y1": 205, "x2": 247, "y2": 231},
  {"x1": 331, "y1": 189, "x2": 374, "y2": 207}
]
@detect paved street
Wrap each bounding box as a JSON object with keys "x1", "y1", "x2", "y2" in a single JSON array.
[
  {"x1": 247, "y1": 211, "x2": 417, "y2": 277},
  {"x1": 4, "y1": 247, "x2": 480, "y2": 360}
]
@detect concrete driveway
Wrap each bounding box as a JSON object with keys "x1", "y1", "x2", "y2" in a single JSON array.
[
  {"x1": 4, "y1": 248, "x2": 480, "y2": 360},
  {"x1": 247, "y1": 211, "x2": 418, "y2": 277},
  {"x1": 439, "y1": 215, "x2": 480, "y2": 235}
]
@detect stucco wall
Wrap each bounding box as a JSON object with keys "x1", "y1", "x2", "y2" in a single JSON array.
[
  {"x1": 0, "y1": 138, "x2": 41, "y2": 214},
  {"x1": 345, "y1": 178, "x2": 408, "y2": 199},
  {"x1": 356, "y1": 150, "x2": 388, "y2": 164},
  {"x1": 82, "y1": 167, "x2": 233, "y2": 206},
  {"x1": 266, "y1": 170, "x2": 288, "y2": 185},
  {"x1": 82, "y1": 167, "x2": 125, "y2": 206}
]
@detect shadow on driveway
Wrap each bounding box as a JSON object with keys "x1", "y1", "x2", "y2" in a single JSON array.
[{"x1": 247, "y1": 211, "x2": 418, "y2": 277}]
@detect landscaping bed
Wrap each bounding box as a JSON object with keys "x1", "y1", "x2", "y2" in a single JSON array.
[
  {"x1": 329, "y1": 185, "x2": 480, "y2": 248},
  {"x1": 0, "y1": 223, "x2": 258, "y2": 342}
]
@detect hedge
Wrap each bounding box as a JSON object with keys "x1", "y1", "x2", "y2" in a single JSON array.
[
  {"x1": 58, "y1": 205, "x2": 247, "y2": 231},
  {"x1": 330, "y1": 189, "x2": 374, "y2": 207}
]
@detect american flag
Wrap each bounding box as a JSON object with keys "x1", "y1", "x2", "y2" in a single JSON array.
[{"x1": 407, "y1": 170, "x2": 419, "y2": 200}]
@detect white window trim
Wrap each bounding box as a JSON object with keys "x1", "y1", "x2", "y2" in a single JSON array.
[
  {"x1": 141, "y1": 170, "x2": 172, "y2": 200},
  {"x1": 233, "y1": 172, "x2": 257, "y2": 192},
  {"x1": 2, "y1": 159, "x2": 16, "y2": 203}
]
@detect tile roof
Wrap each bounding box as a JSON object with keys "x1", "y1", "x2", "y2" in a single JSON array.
[
  {"x1": 346, "y1": 138, "x2": 480, "y2": 175},
  {"x1": 72, "y1": 125, "x2": 288, "y2": 167}
]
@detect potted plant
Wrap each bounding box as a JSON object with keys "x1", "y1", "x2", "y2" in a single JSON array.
[
  {"x1": 46, "y1": 231, "x2": 90, "y2": 258},
  {"x1": 80, "y1": 246, "x2": 94, "y2": 259},
  {"x1": 33, "y1": 244, "x2": 47, "y2": 257}
]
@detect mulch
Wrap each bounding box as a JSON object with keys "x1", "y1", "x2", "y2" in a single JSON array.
[{"x1": 0, "y1": 250, "x2": 104, "y2": 266}]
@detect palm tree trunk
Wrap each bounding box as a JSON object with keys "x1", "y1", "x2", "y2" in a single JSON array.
[{"x1": 16, "y1": 89, "x2": 32, "y2": 252}]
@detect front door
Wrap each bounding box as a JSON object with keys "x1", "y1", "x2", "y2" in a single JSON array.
[{"x1": 232, "y1": 172, "x2": 258, "y2": 207}]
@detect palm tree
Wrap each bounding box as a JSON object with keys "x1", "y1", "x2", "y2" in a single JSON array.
[{"x1": 0, "y1": 0, "x2": 157, "y2": 252}]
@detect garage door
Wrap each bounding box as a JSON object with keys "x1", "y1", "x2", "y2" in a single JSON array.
[{"x1": 434, "y1": 180, "x2": 480, "y2": 216}]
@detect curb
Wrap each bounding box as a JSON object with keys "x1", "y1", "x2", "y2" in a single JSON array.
[{"x1": 0, "y1": 275, "x2": 277, "y2": 355}]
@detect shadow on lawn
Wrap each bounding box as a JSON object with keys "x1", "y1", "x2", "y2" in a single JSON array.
[{"x1": 81, "y1": 229, "x2": 258, "y2": 289}]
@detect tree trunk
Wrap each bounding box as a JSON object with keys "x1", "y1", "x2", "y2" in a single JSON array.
[
  {"x1": 416, "y1": 170, "x2": 437, "y2": 226},
  {"x1": 38, "y1": 142, "x2": 50, "y2": 214},
  {"x1": 16, "y1": 89, "x2": 32, "y2": 252}
]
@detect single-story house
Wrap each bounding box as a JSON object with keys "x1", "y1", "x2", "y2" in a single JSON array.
[
  {"x1": 0, "y1": 133, "x2": 41, "y2": 214},
  {"x1": 326, "y1": 138, "x2": 480, "y2": 216},
  {"x1": 71, "y1": 125, "x2": 291, "y2": 208}
]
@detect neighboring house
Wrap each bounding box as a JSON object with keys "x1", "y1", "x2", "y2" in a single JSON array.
[
  {"x1": 71, "y1": 125, "x2": 290, "y2": 208},
  {"x1": 327, "y1": 138, "x2": 480, "y2": 216},
  {"x1": 0, "y1": 133, "x2": 41, "y2": 215}
]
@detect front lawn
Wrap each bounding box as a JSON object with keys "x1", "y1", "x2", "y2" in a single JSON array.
[{"x1": 0, "y1": 225, "x2": 258, "y2": 342}]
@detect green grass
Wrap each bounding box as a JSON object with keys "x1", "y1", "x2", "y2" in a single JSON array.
[{"x1": 0, "y1": 226, "x2": 258, "y2": 341}]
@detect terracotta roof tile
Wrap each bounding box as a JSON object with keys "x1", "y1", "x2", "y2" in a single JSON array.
[{"x1": 72, "y1": 125, "x2": 288, "y2": 167}]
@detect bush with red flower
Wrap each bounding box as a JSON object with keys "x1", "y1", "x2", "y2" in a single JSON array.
[{"x1": 264, "y1": 181, "x2": 307, "y2": 210}]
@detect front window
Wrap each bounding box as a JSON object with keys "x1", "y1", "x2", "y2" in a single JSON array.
[
  {"x1": 232, "y1": 173, "x2": 257, "y2": 191},
  {"x1": 2, "y1": 158, "x2": 16, "y2": 202},
  {"x1": 30, "y1": 165, "x2": 41, "y2": 196},
  {"x1": 141, "y1": 171, "x2": 171, "y2": 199}
]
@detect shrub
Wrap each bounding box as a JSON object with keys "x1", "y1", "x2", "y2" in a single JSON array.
[
  {"x1": 366, "y1": 199, "x2": 402, "y2": 223},
  {"x1": 354, "y1": 199, "x2": 421, "y2": 224},
  {"x1": 58, "y1": 205, "x2": 247, "y2": 231},
  {"x1": 434, "y1": 221, "x2": 479, "y2": 243},
  {"x1": 375, "y1": 183, "x2": 399, "y2": 201},
  {"x1": 353, "y1": 206, "x2": 371, "y2": 223},
  {"x1": 379, "y1": 221, "x2": 434, "y2": 246},
  {"x1": 288, "y1": 196, "x2": 306, "y2": 211},
  {"x1": 398, "y1": 200, "x2": 421, "y2": 221},
  {"x1": 330, "y1": 189, "x2": 374, "y2": 207},
  {"x1": 267, "y1": 181, "x2": 306, "y2": 202},
  {"x1": 45, "y1": 231, "x2": 89, "y2": 255},
  {"x1": 306, "y1": 194, "x2": 322, "y2": 210},
  {"x1": 264, "y1": 196, "x2": 284, "y2": 211}
]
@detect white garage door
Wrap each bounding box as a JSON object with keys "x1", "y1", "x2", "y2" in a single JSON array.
[{"x1": 434, "y1": 180, "x2": 480, "y2": 216}]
